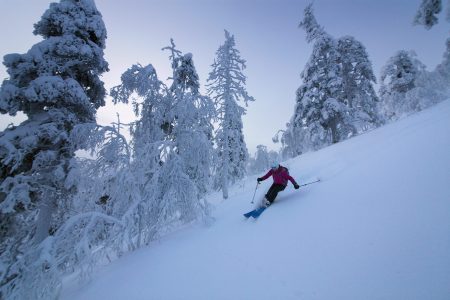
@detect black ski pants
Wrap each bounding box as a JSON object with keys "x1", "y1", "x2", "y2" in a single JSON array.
[{"x1": 265, "y1": 183, "x2": 286, "y2": 203}]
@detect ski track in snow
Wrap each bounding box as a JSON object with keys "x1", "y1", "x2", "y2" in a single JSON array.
[{"x1": 62, "y1": 100, "x2": 450, "y2": 300}]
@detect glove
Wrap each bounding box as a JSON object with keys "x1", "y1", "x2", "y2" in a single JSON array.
[
  {"x1": 294, "y1": 184, "x2": 300, "y2": 189},
  {"x1": 257, "y1": 178, "x2": 262, "y2": 182}
]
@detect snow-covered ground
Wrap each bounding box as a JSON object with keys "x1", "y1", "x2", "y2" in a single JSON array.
[{"x1": 62, "y1": 100, "x2": 450, "y2": 300}]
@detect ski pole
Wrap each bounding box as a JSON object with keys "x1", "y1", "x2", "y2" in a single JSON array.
[
  {"x1": 299, "y1": 179, "x2": 321, "y2": 187},
  {"x1": 250, "y1": 182, "x2": 260, "y2": 204}
]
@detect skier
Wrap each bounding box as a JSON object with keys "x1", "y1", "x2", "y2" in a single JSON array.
[{"x1": 257, "y1": 162, "x2": 300, "y2": 207}]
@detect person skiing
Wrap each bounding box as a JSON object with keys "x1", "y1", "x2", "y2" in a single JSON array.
[{"x1": 257, "y1": 162, "x2": 300, "y2": 207}]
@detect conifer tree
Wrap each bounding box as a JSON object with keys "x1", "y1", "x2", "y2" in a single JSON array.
[
  {"x1": 280, "y1": 4, "x2": 379, "y2": 157},
  {"x1": 111, "y1": 40, "x2": 213, "y2": 235},
  {"x1": 207, "y1": 30, "x2": 254, "y2": 199},
  {"x1": 379, "y1": 50, "x2": 426, "y2": 120},
  {"x1": 248, "y1": 145, "x2": 279, "y2": 175},
  {"x1": 0, "y1": 0, "x2": 108, "y2": 298},
  {"x1": 435, "y1": 38, "x2": 450, "y2": 89},
  {"x1": 414, "y1": 0, "x2": 443, "y2": 29},
  {"x1": 110, "y1": 63, "x2": 166, "y2": 173},
  {"x1": 337, "y1": 36, "x2": 380, "y2": 131},
  {"x1": 160, "y1": 39, "x2": 214, "y2": 207},
  {"x1": 281, "y1": 4, "x2": 352, "y2": 155}
]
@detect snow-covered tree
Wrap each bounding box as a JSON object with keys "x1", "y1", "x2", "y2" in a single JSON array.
[
  {"x1": 110, "y1": 41, "x2": 212, "y2": 240},
  {"x1": 379, "y1": 43, "x2": 450, "y2": 122},
  {"x1": 298, "y1": 36, "x2": 347, "y2": 146},
  {"x1": 434, "y1": 38, "x2": 450, "y2": 92},
  {"x1": 337, "y1": 36, "x2": 380, "y2": 131},
  {"x1": 110, "y1": 63, "x2": 167, "y2": 173},
  {"x1": 281, "y1": 4, "x2": 352, "y2": 155},
  {"x1": 414, "y1": 0, "x2": 443, "y2": 29},
  {"x1": 65, "y1": 119, "x2": 135, "y2": 255},
  {"x1": 164, "y1": 39, "x2": 200, "y2": 95},
  {"x1": 418, "y1": 38, "x2": 450, "y2": 105},
  {"x1": 110, "y1": 63, "x2": 170, "y2": 247},
  {"x1": 207, "y1": 30, "x2": 254, "y2": 199},
  {"x1": 162, "y1": 40, "x2": 215, "y2": 198},
  {"x1": 279, "y1": 4, "x2": 380, "y2": 157},
  {"x1": 379, "y1": 50, "x2": 426, "y2": 121},
  {"x1": 275, "y1": 126, "x2": 303, "y2": 160},
  {"x1": 0, "y1": 0, "x2": 108, "y2": 298},
  {"x1": 300, "y1": 3, "x2": 326, "y2": 43},
  {"x1": 410, "y1": 1, "x2": 450, "y2": 116},
  {"x1": 247, "y1": 145, "x2": 279, "y2": 175}
]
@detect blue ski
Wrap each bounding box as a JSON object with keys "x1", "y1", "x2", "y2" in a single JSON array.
[{"x1": 243, "y1": 206, "x2": 266, "y2": 219}]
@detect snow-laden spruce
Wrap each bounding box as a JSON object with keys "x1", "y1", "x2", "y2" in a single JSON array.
[
  {"x1": 436, "y1": 37, "x2": 450, "y2": 88},
  {"x1": 207, "y1": 30, "x2": 254, "y2": 199},
  {"x1": 109, "y1": 40, "x2": 213, "y2": 243},
  {"x1": 379, "y1": 42, "x2": 450, "y2": 122},
  {"x1": 379, "y1": 50, "x2": 426, "y2": 121},
  {"x1": 337, "y1": 36, "x2": 380, "y2": 131},
  {"x1": 278, "y1": 4, "x2": 379, "y2": 159},
  {"x1": 162, "y1": 39, "x2": 215, "y2": 200},
  {"x1": 414, "y1": 0, "x2": 443, "y2": 29},
  {"x1": 247, "y1": 144, "x2": 280, "y2": 175},
  {"x1": 0, "y1": 0, "x2": 108, "y2": 298}
]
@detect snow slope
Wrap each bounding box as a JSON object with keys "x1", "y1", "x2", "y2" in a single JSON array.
[{"x1": 62, "y1": 100, "x2": 450, "y2": 300}]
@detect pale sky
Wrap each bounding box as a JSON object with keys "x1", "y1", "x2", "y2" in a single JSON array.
[{"x1": 0, "y1": 0, "x2": 448, "y2": 154}]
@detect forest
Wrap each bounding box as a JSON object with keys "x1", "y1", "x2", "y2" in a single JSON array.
[{"x1": 0, "y1": 0, "x2": 448, "y2": 299}]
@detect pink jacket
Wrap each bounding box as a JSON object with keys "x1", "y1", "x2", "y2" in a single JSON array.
[{"x1": 260, "y1": 166, "x2": 298, "y2": 187}]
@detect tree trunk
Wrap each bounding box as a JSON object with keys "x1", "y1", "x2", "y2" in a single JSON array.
[
  {"x1": 222, "y1": 175, "x2": 229, "y2": 199},
  {"x1": 222, "y1": 155, "x2": 229, "y2": 199},
  {"x1": 34, "y1": 198, "x2": 55, "y2": 244},
  {"x1": 330, "y1": 118, "x2": 339, "y2": 144}
]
